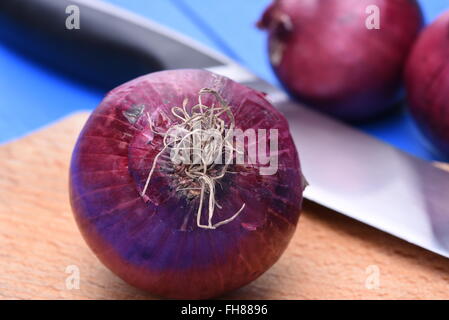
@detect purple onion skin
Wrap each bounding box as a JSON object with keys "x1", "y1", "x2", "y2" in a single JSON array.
[
  {"x1": 258, "y1": 0, "x2": 423, "y2": 122},
  {"x1": 405, "y1": 11, "x2": 449, "y2": 158},
  {"x1": 69, "y1": 69, "x2": 304, "y2": 299}
]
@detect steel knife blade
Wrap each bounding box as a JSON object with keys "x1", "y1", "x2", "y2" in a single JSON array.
[{"x1": 2, "y1": 0, "x2": 449, "y2": 258}]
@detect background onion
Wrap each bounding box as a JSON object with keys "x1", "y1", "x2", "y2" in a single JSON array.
[
  {"x1": 69, "y1": 69, "x2": 305, "y2": 299},
  {"x1": 405, "y1": 10, "x2": 449, "y2": 159},
  {"x1": 258, "y1": 0, "x2": 423, "y2": 122}
]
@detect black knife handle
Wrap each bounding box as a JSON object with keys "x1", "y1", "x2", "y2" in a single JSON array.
[{"x1": 0, "y1": 0, "x2": 223, "y2": 90}]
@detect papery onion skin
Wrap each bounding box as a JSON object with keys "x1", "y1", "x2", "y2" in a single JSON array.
[
  {"x1": 405, "y1": 11, "x2": 449, "y2": 158},
  {"x1": 69, "y1": 69, "x2": 305, "y2": 299},
  {"x1": 258, "y1": 0, "x2": 423, "y2": 122}
]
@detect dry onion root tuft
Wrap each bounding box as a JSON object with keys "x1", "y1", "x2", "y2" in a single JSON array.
[{"x1": 142, "y1": 88, "x2": 245, "y2": 229}]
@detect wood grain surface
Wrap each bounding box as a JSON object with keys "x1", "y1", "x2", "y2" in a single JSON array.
[{"x1": 0, "y1": 112, "x2": 448, "y2": 300}]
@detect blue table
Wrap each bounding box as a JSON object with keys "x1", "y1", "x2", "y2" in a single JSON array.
[{"x1": 0, "y1": 0, "x2": 448, "y2": 162}]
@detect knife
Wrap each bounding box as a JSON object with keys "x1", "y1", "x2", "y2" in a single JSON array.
[{"x1": 2, "y1": 0, "x2": 449, "y2": 259}]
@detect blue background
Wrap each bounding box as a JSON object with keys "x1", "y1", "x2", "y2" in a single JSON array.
[{"x1": 0, "y1": 0, "x2": 448, "y2": 161}]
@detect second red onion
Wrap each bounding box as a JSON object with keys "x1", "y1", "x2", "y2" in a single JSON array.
[{"x1": 258, "y1": 0, "x2": 423, "y2": 122}]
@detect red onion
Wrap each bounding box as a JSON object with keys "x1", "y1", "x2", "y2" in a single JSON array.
[
  {"x1": 405, "y1": 11, "x2": 449, "y2": 158},
  {"x1": 69, "y1": 69, "x2": 305, "y2": 299},
  {"x1": 258, "y1": 0, "x2": 423, "y2": 122}
]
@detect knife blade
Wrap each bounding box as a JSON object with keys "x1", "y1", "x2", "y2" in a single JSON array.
[{"x1": 2, "y1": 0, "x2": 449, "y2": 258}]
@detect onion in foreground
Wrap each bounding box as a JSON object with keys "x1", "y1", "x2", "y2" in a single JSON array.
[
  {"x1": 69, "y1": 69, "x2": 306, "y2": 299},
  {"x1": 258, "y1": 0, "x2": 423, "y2": 122},
  {"x1": 405, "y1": 11, "x2": 449, "y2": 158}
]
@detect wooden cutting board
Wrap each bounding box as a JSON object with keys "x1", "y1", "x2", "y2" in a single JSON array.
[{"x1": 0, "y1": 112, "x2": 448, "y2": 300}]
